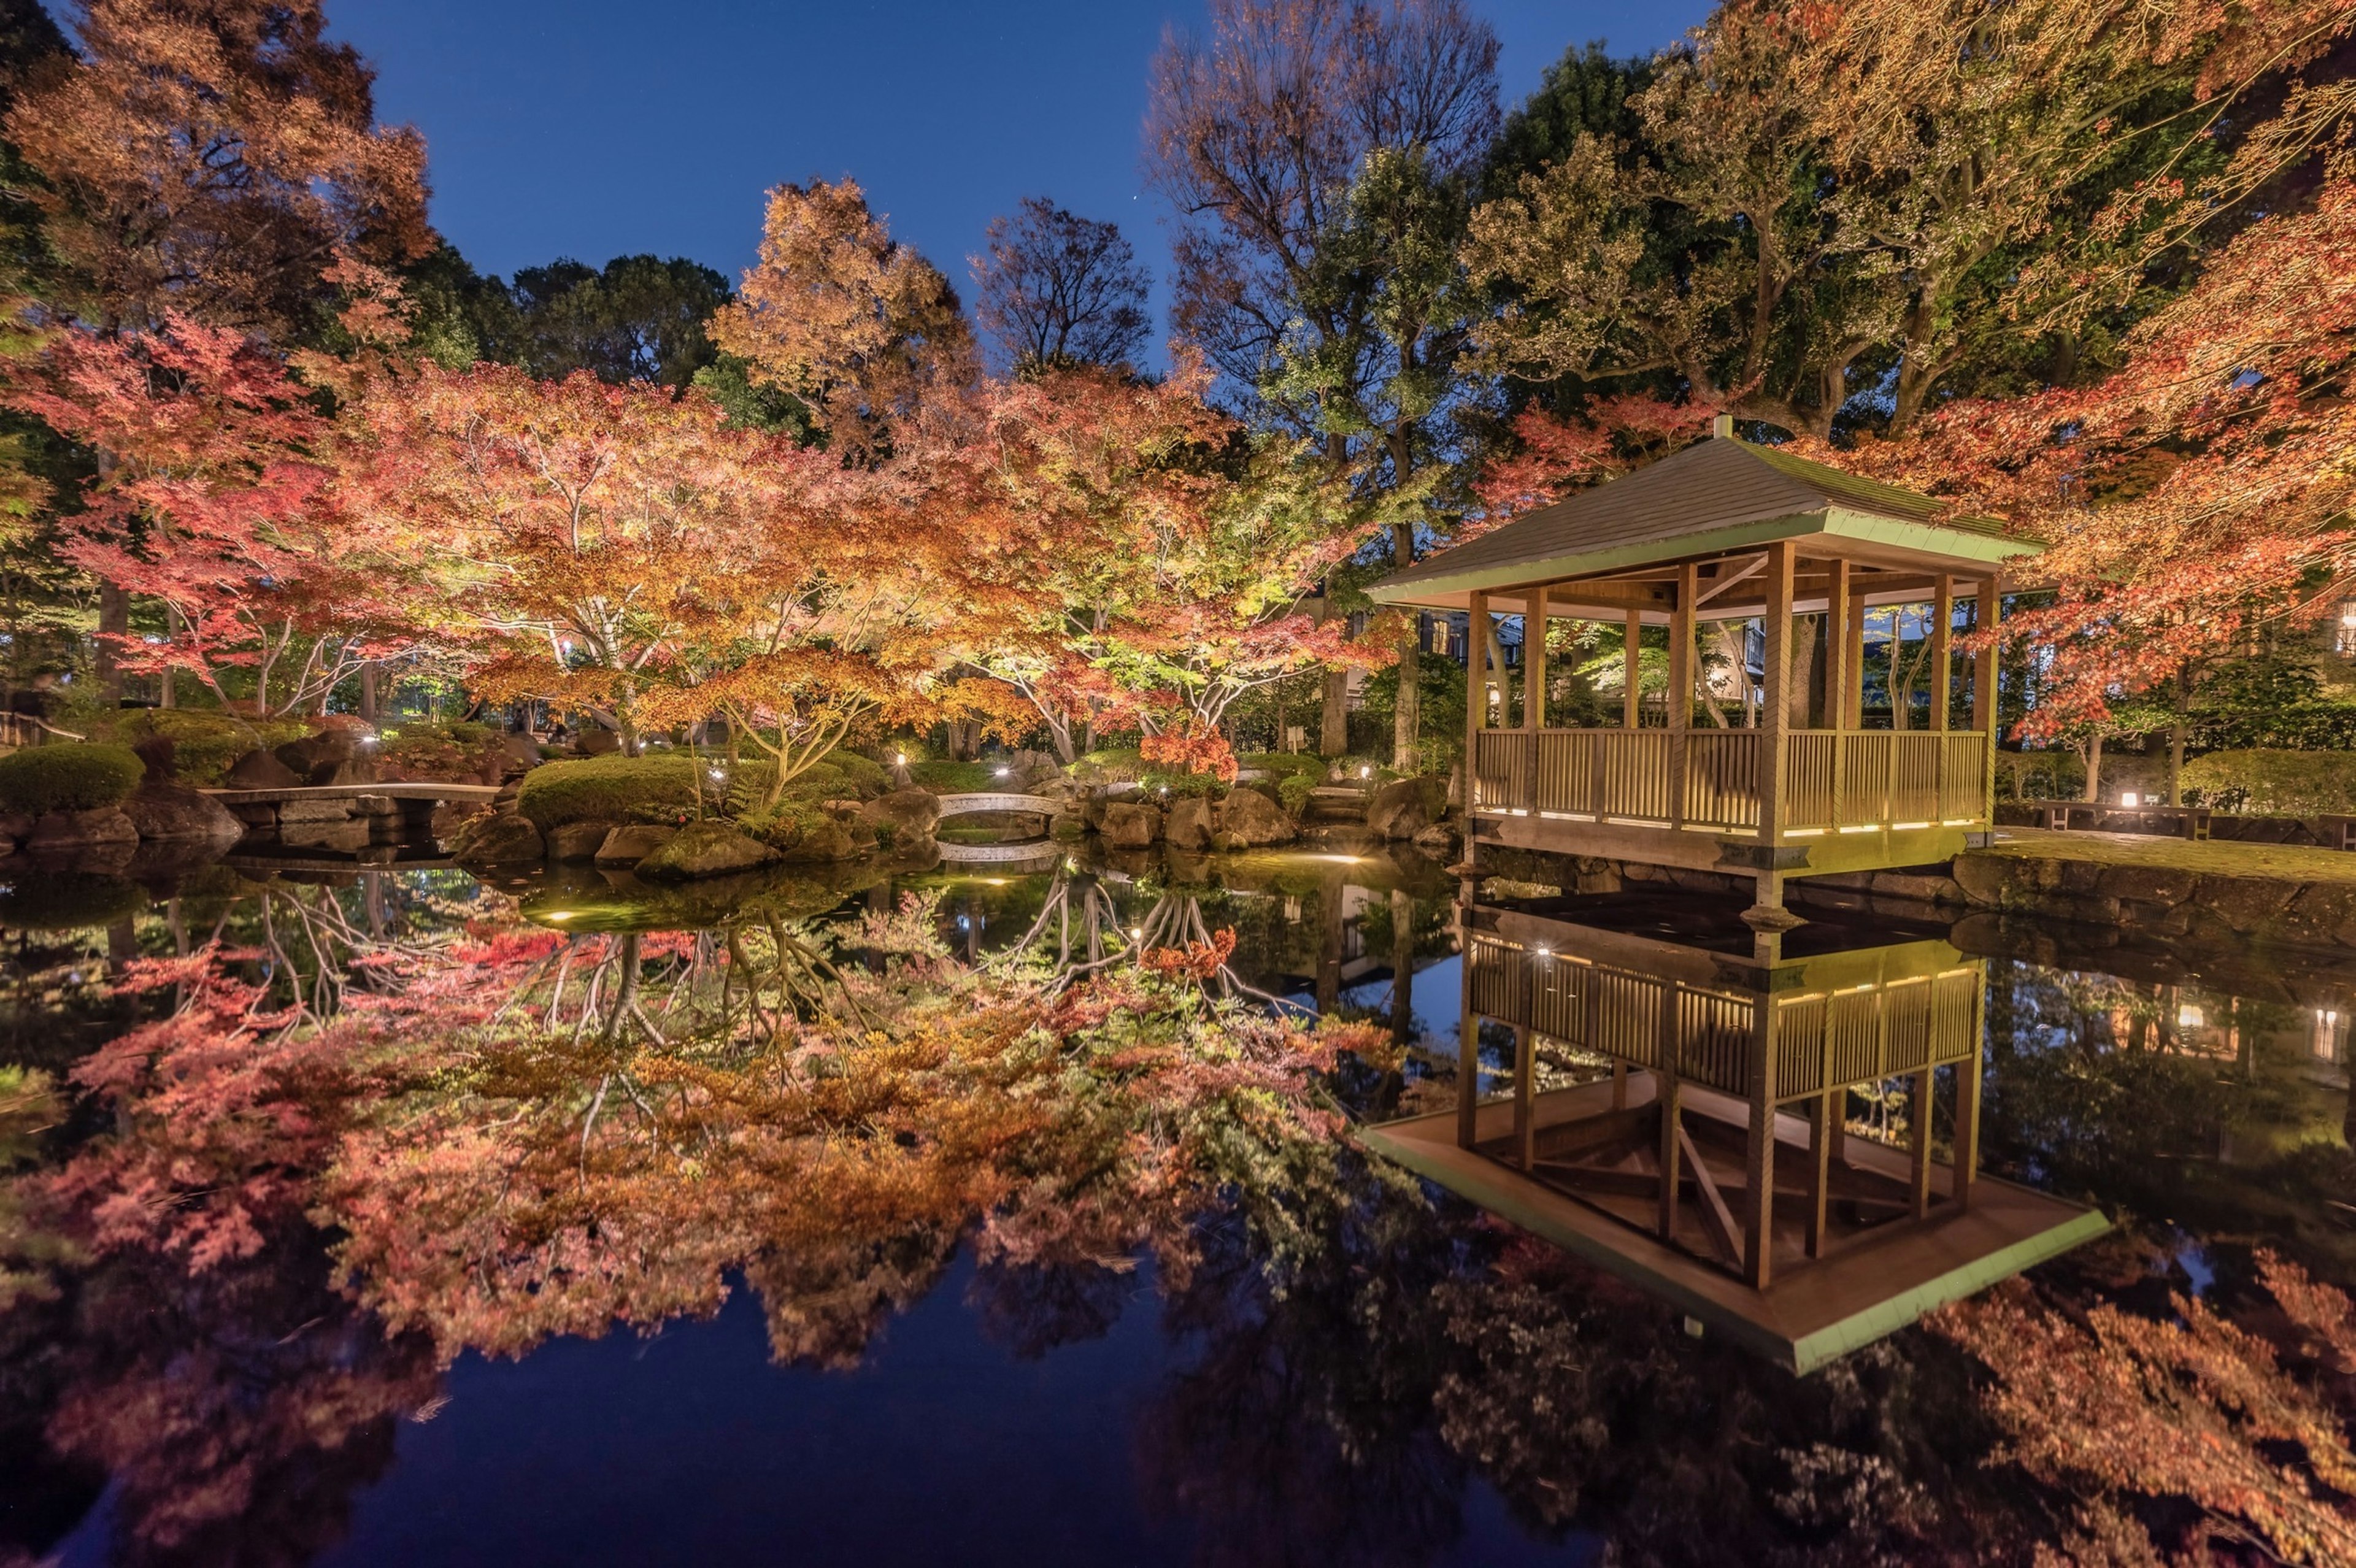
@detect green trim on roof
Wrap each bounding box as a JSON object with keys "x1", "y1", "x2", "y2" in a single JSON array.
[{"x1": 1368, "y1": 504, "x2": 2036, "y2": 605}]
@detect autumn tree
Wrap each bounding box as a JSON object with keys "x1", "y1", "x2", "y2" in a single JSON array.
[
  {"x1": 971, "y1": 197, "x2": 1152, "y2": 374},
  {"x1": 707, "y1": 177, "x2": 972, "y2": 461},
  {"x1": 3, "y1": 310, "x2": 414, "y2": 716},
  {"x1": 1145, "y1": 0, "x2": 1499, "y2": 769},
  {"x1": 4, "y1": 0, "x2": 431, "y2": 340},
  {"x1": 1464, "y1": 0, "x2": 2356, "y2": 442}
]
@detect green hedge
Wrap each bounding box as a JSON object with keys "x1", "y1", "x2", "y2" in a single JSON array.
[
  {"x1": 1239, "y1": 751, "x2": 1328, "y2": 815},
  {"x1": 0, "y1": 744, "x2": 145, "y2": 815},
  {"x1": 517, "y1": 752, "x2": 873, "y2": 829},
  {"x1": 2182, "y1": 749, "x2": 2356, "y2": 815},
  {"x1": 85, "y1": 710, "x2": 306, "y2": 786}
]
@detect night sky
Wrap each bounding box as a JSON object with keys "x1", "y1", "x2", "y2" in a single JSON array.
[{"x1": 325, "y1": 0, "x2": 1715, "y2": 331}]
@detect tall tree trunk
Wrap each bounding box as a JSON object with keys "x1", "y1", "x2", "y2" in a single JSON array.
[
  {"x1": 2166, "y1": 664, "x2": 2190, "y2": 807},
  {"x1": 95, "y1": 582, "x2": 128, "y2": 705},
  {"x1": 2083, "y1": 734, "x2": 2104, "y2": 803},
  {"x1": 1390, "y1": 522, "x2": 1419, "y2": 772},
  {"x1": 358, "y1": 662, "x2": 380, "y2": 722},
  {"x1": 1319, "y1": 669, "x2": 1347, "y2": 757}
]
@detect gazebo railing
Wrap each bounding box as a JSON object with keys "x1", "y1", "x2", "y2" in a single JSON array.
[{"x1": 1474, "y1": 728, "x2": 1988, "y2": 837}]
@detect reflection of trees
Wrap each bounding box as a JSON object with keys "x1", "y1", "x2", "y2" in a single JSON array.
[{"x1": 1984, "y1": 958, "x2": 2356, "y2": 1287}]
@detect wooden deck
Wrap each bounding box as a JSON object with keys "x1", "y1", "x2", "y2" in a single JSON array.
[{"x1": 1361, "y1": 1074, "x2": 2106, "y2": 1373}]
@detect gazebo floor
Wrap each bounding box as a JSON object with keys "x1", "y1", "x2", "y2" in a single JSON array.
[{"x1": 1358, "y1": 1074, "x2": 2107, "y2": 1373}]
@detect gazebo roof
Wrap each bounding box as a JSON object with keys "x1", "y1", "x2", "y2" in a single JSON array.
[{"x1": 1369, "y1": 434, "x2": 2038, "y2": 612}]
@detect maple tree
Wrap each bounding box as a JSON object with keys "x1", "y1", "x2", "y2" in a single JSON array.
[
  {"x1": 706, "y1": 177, "x2": 972, "y2": 463},
  {"x1": 2, "y1": 309, "x2": 411, "y2": 716},
  {"x1": 4, "y1": 0, "x2": 431, "y2": 340}
]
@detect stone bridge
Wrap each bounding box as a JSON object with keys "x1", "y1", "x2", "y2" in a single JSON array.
[{"x1": 933, "y1": 792, "x2": 1061, "y2": 820}]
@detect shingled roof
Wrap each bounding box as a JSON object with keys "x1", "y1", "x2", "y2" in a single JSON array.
[{"x1": 1369, "y1": 435, "x2": 2035, "y2": 609}]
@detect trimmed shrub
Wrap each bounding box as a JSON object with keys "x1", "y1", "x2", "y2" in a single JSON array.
[
  {"x1": 2182, "y1": 749, "x2": 2356, "y2": 815},
  {"x1": 380, "y1": 721, "x2": 504, "y2": 782},
  {"x1": 823, "y1": 750, "x2": 890, "y2": 798},
  {"x1": 85, "y1": 710, "x2": 304, "y2": 787},
  {"x1": 1239, "y1": 751, "x2": 1328, "y2": 815},
  {"x1": 908, "y1": 758, "x2": 999, "y2": 793},
  {"x1": 0, "y1": 744, "x2": 145, "y2": 815},
  {"x1": 517, "y1": 755, "x2": 704, "y2": 829}
]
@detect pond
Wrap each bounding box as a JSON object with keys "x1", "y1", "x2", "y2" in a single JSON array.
[{"x1": 0, "y1": 840, "x2": 2350, "y2": 1566}]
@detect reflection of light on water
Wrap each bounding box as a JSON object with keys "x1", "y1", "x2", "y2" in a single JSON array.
[
  {"x1": 1307, "y1": 853, "x2": 1364, "y2": 865},
  {"x1": 982, "y1": 878, "x2": 1009, "y2": 886},
  {"x1": 544, "y1": 910, "x2": 576, "y2": 921}
]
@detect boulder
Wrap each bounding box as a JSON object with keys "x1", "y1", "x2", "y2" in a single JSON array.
[
  {"x1": 576, "y1": 727, "x2": 623, "y2": 756},
  {"x1": 277, "y1": 798, "x2": 355, "y2": 824},
  {"x1": 1165, "y1": 796, "x2": 1217, "y2": 851},
  {"x1": 545, "y1": 820, "x2": 618, "y2": 861},
  {"x1": 226, "y1": 747, "x2": 302, "y2": 789},
  {"x1": 430, "y1": 801, "x2": 488, "y2": 839},
  {"x1": 774, "y1": 817, "x2": 869, "y2": 864},
  {"x1": 595, "y1": 824, "x2": 678, "y2": 866},
  {"x1": 273, "y1": 731, "x2": 355, "y2": 782},
  {"x1": 1004, "y1": 748, "x2": 1063, "y2": 791},
  {"x1": 634, "y1": 820, "x2": 782, "y2": 880},
  {"x1": 453, "y1": 812, "x2": 546, "y2": 866},
  {"x1": 1099, "y1": 801, "x2": 1162, "y2": 849},
  {"x1": 1411, "y1": 820, "x2": 1460, "y2": 859},
  {"x1": 121, "y1": 782, "x2": 245, "y2": 844},
  {"x1": 860, "y1": 788, "x2": 942, "y2": 842},
  {"x1": 1366, "y1": 777, "x2": 1436, "y2": 840},
  {"x1": 501, "y1": 733, "x2": 545, "y2": 774},
  {"x1": 1218, "y1": 786, "x2": 1296, "y2": 848},
  {"x1": 313, "y1": 756, "x2": 379, "y2": 787},
  {"x1": 28, "y1": 807, "x2": 141, "y2": 850}
]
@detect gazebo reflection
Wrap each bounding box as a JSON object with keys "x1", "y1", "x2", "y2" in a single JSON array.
[{"x1": 1361, "y1": 893, "x2": 2108, "y2": 1372}]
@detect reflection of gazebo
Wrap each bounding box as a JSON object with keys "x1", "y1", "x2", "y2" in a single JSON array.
[
  {"x1": 1368, "y1": 425, "x2": 2040, "y2": 913},
  {"x1": 1360, "y1": 897, "x2": 2106, "y2": 1372}
]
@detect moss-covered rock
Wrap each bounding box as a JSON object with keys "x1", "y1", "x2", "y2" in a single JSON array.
[
  {"x1": 0, "y1": 744, "x2": 145, "y2": 816},
  {"x1": 453, "y1": 812, "x2": 546, "y2": 865},
  {"x1": 517, "y1": 755, "x2": 703, "y2": 829},
  {"x1": 634, "y1": 821, "x2": 782, "y2": 881}
]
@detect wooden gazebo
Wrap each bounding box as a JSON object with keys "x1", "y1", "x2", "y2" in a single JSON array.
[
  {"x1": 1360, "y1": 897, "x2": 2108, "y2": 1370},
  {"x1": 1368, "y1": 423, "x2": 2039, "y2": 913}
]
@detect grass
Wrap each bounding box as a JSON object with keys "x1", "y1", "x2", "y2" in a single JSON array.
[{"x1": 1978, "y1": 827, "x2": 2356, "y2": 885}]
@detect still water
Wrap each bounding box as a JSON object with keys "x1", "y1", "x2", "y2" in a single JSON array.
[{"x1": 1, "y1": 842, "x2": 2350, "y2": 1566}]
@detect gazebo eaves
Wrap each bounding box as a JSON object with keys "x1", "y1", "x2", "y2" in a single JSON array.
[{"x1": 1367, "y1": 504, "x2": 2038, "y2": 611}]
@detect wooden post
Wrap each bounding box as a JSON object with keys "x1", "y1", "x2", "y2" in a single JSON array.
[
  {"x1": 1754, "y1": 542, "x2": 1796, "y2": 910},
  {"x1": 1976, "y1": 576, "x2": 2003, "y2": 829},
  {"x1": 1514, "y1": 1023, "x2": 1536, "y2": 1170},
  {"x1": 1743, "y1": 998, "x2": 1780, "y2": 1288},
  {"x1": 1806, "y1": 1089, "x2": 1834, "y2": 1258},
  {"x1": 1671, "y1": 563, "x2": 1696, "y2": 827},
  {"x1": 1844, "y1": 585, "x2": 1868, "y2": 729},
  {"x1": 1909, "y1": 1070, "x2": 1936, "y2": 1220},
  {"x1": 1657, "y1": 982, "x2": 1682, "y2": 1239},
  {"x1": 1931, "y1": 576, "x2": 1955, "y2": 731},
  {"x1": 1457, "y1": 1001, "x2": 1480, "y2": 1150},
  {"x1": 1952, "y1": 1056, "x2": 1982, "y2": 1212},
  {"x1": 1622, "y1": 607, "x2": 1643, "y2": 729},
  {"x1": 1523, "y1": 586, "x2": 1547, "y2": 733},
  {"x1": 1823, "y1": 559, "x2": 1851, "y2": 732},
  {"x1": 1466, "y1": 590, "x2": 1490, "y2": 812}
]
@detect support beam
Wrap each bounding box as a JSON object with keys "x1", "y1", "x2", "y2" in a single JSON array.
[
  {"x1": 1909, "y1": 1070, "x2": 1936, "y2": 1220},
  {"x1": 1514, "y1": 1024, "x2": 1536, "y2": 1170},
  {"x1": 1671, "y1": 563, "x2": 1696, "y2": 828},
  {"x1": 1975, "y1": 577, "x2": 2003, "y2": 821},
  {"x1": 1656, "y1": 982, "x2": 1682, "y2": 1239},
  {"x1": 1466, "y1": 588, "x2": 1490, "y2": 814},
  {"x1": 1931, "y1": 576, "x2": 1955, "y2": 731},
  {"x1": 1754, "y1": 542, "x2": 1796, "y2": 912},
  {"x1": 1523, "y1": 586, "x2": 1548, "y2": 732},
  {"x1": 1683, "y1": 1123, "x2": 1743, "y2": 1271},
  {"x1": 1743, "y1": 1001, "x2": 1781, "y2": 1288},
  {"x1": 1823, "y1": 559, "x2": 1852, "y2": 732},
  {"x1": 1952, "y1": 1054, "x2": 1982, "y2": 1212},
  {"x1": 1622, "y1": 606, "x2": 1643, "y2": 728},
  {"x1": 1806, "y1": 1090, "x2": 1834, "y2": 1258},
  {"x1": 1457, "y1": 1004, "x2": 1480, "y2": 1150},
  {"x1": 1844, "y1": 583, "x2": 1868, "y2": 730}
]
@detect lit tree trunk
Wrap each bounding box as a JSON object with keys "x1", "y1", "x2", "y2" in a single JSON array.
[
  {"x1": 95, "y1": 582, "x2": 128, "y2": 705},
  {"x1": 2166, "y1": 664, "x2": 2190, "y2": 807},
  {"x1": 1319, "y1": 669, "x2": 1347, "y2": 757},
  {"x1": 1392, "y1": 521, "x2": 1419, "y2": 772},
  {"x1": 358, "y1": 662, "x2": 380, "y2": 722},
  {"x1": 2083, "y1": 734, "x2": 2104, "y2": 804}
]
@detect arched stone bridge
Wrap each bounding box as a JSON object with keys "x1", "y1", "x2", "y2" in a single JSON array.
[{"x1": 933, "y1": 792, "x2": 1061, "y2": 820}]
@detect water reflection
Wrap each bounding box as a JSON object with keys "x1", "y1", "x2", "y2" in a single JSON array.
[{"x1": 0, "y1": 842, "x2": 2350, "y2": 1565}]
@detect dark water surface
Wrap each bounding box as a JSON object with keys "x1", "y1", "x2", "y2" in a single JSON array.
[{"x1": 2, "y1": 842, "x2": 2350, "y2": 1566}]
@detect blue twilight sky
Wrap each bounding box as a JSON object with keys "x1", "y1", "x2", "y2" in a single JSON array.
[{"x1": 323, "y1": 0, "x2": 1715, "y2": 334}]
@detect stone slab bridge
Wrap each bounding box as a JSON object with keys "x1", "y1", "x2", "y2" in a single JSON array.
[
  {"x1": 933, "y1": 792, "x2": 1061, "y2": 820},
  {"x1": 202, "y1": 783, "x2": 505, "y2": 807}
]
